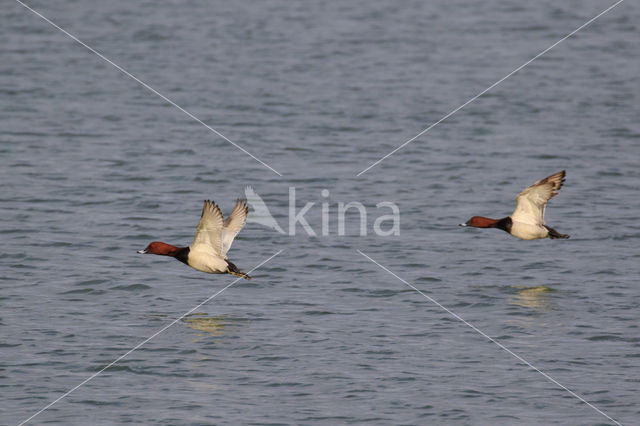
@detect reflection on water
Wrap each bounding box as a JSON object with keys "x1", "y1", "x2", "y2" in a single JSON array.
[
  {"x1": 182, "y1": 313, "x2": 228, "y2": 337},
  {"x1": 509, "y1": 285, "x2": 554, "y2": 311}
]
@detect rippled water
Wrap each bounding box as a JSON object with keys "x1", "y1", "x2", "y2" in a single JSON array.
[{"x1": 2, "y1": 0, "x2": 639, "y2": 424}]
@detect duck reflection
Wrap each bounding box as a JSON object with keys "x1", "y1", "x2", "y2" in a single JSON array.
[
  {"x1": 509, "y1": 285, "x2": 554, "y2": 310},
  {"x1": 182, "y1": 313, "x2": 228, "y2": 336}
]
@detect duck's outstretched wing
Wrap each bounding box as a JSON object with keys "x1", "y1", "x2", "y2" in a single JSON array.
[
  {"x1": 191, "y1": 200, "x2": 224, "y2": 255},
  {"x1": 512, "y1": 170, "x2": 565, "y2": 225},
  {"x1": 222, "y1": 199, "x2": 248, "y2": 256}
]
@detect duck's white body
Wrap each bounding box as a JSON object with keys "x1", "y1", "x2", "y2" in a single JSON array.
[
  {"x1": 187, "y1": 199, "x2": 250, "y2": 275},
  {"x1": 508, "y1": 170, "x2": 567, "y2": 240},
  {"x1": 187, "y1": 247, "x2": 230, "y2": 274},
  {"x1": 509, "y1": 221, "x2": 550, "y2": 240}
]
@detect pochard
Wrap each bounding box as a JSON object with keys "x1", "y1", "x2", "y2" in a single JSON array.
[
  {"x1": 460, "y1": 171, "x2": 569, "y2": 240},
  {"x1": 138, "y1": 199, "x2": 251, "y2": 279}
]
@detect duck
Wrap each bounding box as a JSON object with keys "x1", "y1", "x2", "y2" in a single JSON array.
[
  {"x1": 460, "y1": 170, "x2": 569, "y2": 240},
  {"x1": 138, "y1": 199, "x2": 251, "y2": 279}
]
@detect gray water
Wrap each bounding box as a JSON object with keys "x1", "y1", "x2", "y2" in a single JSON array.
[{"x1": 2, "y1": 0, "x2": 639, "y2": 424}]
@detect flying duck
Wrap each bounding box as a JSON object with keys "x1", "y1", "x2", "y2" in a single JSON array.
[
  {"x1": 460, "y1": 171, "x2": 569, "y2": 240},
  {"x1": 138, "y1": 199, "x2": 251, "y2": 279}
]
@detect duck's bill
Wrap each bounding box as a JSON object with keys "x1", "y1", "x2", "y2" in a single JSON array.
[
  {"x1": 137, "y1": 249, "x2": 147, "y2": 254},
  {"x1": 458, "y1": 222, "x2": 468, "y2": 227}
]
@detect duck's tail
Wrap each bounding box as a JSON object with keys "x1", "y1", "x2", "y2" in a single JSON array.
[
  {"x1": 227, "y1": 261, "x2": 251, "y2": 280},
  {"x1": 545, "y1": 225, "x2": 570, "y2": 239}
]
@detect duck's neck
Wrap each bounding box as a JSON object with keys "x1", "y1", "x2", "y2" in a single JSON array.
[
  {"x1": 151, "y1": 243, "x2": 190, "y2": 265},
  {"x1": 494, "y1": 217, "x2": 512, "y2": 233},
  {"x1": 471, "y1": 216, "x2": 512, "y2": 233},
  {"x1": 173, "y1": 247, "x2": 190, "y2": 265}
]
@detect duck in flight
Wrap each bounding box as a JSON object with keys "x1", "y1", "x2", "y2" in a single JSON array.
[
  {"x1": 460, "y1": 171, "x2": 569, "y2": 240},
  {"x1": 138, "y1": 199, "x2": 251, "y2": 279}
]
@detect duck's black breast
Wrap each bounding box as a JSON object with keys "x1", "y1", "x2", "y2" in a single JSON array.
[
  {"x1": 495, "y1": 217, "x2": 513, "y2": 234},
  {"x1": 174, "y1": 247, "x2": 190, "y2": 265}
]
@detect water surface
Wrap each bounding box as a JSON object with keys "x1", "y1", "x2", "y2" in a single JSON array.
[{"x1": 2, "y1": 0, "x2": 639, "y2": 424}]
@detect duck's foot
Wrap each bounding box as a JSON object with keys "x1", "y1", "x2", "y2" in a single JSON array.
[
  {"x1": 545, "y1": 225, "x2": 570, "y2": 239},
  {"x1": 229, "y1": 270, "x2": 251, "y2": 280},
  {"x1": 227, "y1": 260, "x2": 251, "y2": 280}
]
